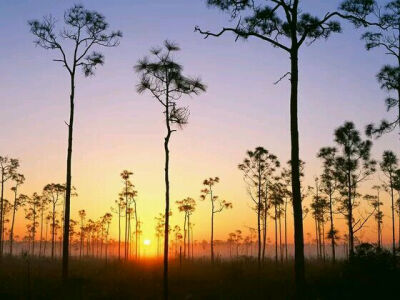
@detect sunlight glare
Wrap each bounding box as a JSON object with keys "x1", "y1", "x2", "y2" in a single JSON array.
[{"x1": 144, "y1": 239, "x2": 151, "y2": 246}]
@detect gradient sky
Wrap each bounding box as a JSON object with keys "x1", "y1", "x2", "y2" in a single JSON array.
[{"x1": 0, "y1": 0, "x2": 398, "y2": 255}]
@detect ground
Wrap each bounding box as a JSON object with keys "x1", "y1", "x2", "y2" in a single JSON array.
[{"x1": 0, "y1": 255, "x2": 398, "y2": 299}]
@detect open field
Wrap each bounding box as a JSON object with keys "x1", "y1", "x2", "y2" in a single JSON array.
[{"x1": 0, "y1": 254, "x2": 398, "y2": 299}]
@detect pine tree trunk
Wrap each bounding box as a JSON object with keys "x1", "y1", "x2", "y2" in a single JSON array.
[
  {"x1": 329, "y1": 192, "x2": 335, "y2": 262},
  {"x1": 118, "y1": 206, "x2": 121, "y2": 260},
  {"x1": 290, "y1": 46, "x2": 305, "y2": 289},
  {"x1": 285, "y1": 200, "x2": 288, "y2": 261},
  {"x1": 275, "y1": 205, "x2": 278, "y2": 263},
  {"x1": 0, "y1": 173, "x2": 4, "y2": 257},
  {"x1": 63, "y1": 72, "x2": 75, "y2": 280},
  {"x1": 163, "y1": 102, "x2": 171, "y2": 299},
  {"x1": 9, "y1": 191, "x2": 17, "y2": 256},
  {"x1": 52, "y1": 204, "x2": 56, "y2": 259},
  {"x1": 390, "y1": 177, "x2": 395, "y2": 256},
  {"x1": 347, "y1": 172, "x2": 354, "y2": 257},
  {"x1": 183, "y1": 214, "x2": 187, "y2": 258}
]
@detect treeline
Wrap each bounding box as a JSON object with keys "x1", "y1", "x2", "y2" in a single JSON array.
[{"x1": 0, "y1": 158, "x2": 115, "y2": 259}]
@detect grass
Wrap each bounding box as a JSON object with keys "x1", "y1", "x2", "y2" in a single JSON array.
[{"x1": 0, "y1": 255, "x2": 398, "y2": 299}]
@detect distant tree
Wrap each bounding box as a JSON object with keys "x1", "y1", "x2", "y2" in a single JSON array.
[
  {"x1": 238, "y1": 146, "x2": 279, "y2": 266},
  {"x1": 154, "y1": 212, "x2": 172, "y2": 258},
  {"x1": 111, "y1": 196, "x2": 125, "y2": 260},
  {"x1": 1, "y1": 199, "x2": 12, "y2": 252},
  {"x1": 280, "y1": 168, "x2": 291, "y2": 262},
  {"x1": 317, "y1": 147, "x2": 339, "y2": 262},
  {"x1": 102, "y1": 212, "x2": 112, "y2": 261},
  {"x1": 333, "y1": 121, "x2": 376, "y2": 257},
  {"x1": 78, "y1": 209, "x2": 86, "y2": 258},
  {"x1": 173, "y1": 225, "x2": 183, "y2": 256},
  {"x1": 155, "y1": 214, "x2": 164, "y2": 257},
  {"x1": 120, "y1": 170, "x2": 137, "y2": 260},
  {"x1": 85, "y1": 219, "x2": 95, "y2": 256},
  {"x1": 362, "y1": 1, "x2": 400, "y2": 137},
  {"x1": 365, "y1": 187, "x2": 383, "y2": 248},
  {"x1": 176, "y1": 197, "x2": 196, "y2": 258},
  {"x1": 270, "y1": 179, "x2": 285, "y2": 263},
  {"x1": 38, "y1": 193, "x2": 50, "y2": 256},
  {"x1": 9, "y1": 173, "x2": 25, "y2": 255},
  {"x1": 25, "y1": 193, "x2": 41, "y2": 256},
  {"x1": 227, "y1": 232, "x2": 235, "y2": 258},
  {"x1": 43, "y1": 183, "x2": 65, "y2": 258},
  {"x1": 309, "y1": 178, "x2": 329, "y2": 260},
  {"x1": 131, "y1": 187, "x2": 140, "y2": 261},
  {"x1": 200, "y1": 177, "x2": 232, "y2": 263},
  {"x1": 135, "y1": 40, "x2": 206, "y2": 297},
  {"x1": 28, "y1": 4, "x2": 122, "y2": 278},
  {"x1": 380, "y1": 150, "x2": 398, "y2": 255},
  {"x1": 228, "y1": 230, "x2": 243, "y2": 258},
  {"x1": 0, "y1": 156, "x2": 19, "y2": 256},
  {"x1": 68, "y1": 218, "x2": 77, "y2": 255},
  {"x1": 196, "y1": 1, "x2": 376, "y2": 288},
  {"x1": 44, "y1": 212, "x2": 52, "y2": 256}
]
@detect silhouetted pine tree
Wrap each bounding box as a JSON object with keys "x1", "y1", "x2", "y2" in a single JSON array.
[
  {"x1": 200, "y1": 177, "x2": 232, "y2": 263},
  {"x1": 28, "y1": 5, "x2": 122, "y2": 279},
  {"x1": 238, "y1": 147, "x2": 279, "y2": 266},
  {"x1": 380, "y1": 150, "x2": 398, "y2": 255},
  {"x1": 135, "y1": 40, "x2": 206, "y2": 299},
  {"x1": 333, "y1": 121, "x2": 376, "y2": 257}
]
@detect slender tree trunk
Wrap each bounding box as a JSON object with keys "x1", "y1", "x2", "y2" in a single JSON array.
[
  {"x1": 257, "y1": 170, "x2": 262, "y2": 266},
  {"x1": 9, "y1": 189, "x2": 18, "y2": 256},
  {"x1": 63, "y1": 71, "x2": 75, "y2": 280},
  {"x1": 32, "y1": 205, "x2": 37, "y2": 256},
  {"x1": 318, "y1": 222, "x2": 322, "y2": 260},
  {"x1": 52, "y1": 204, "x2": 56, "y2": 258},
  {"x1": 134, "y1": 201, "x2": 138, "y2": 260},
  {"x1": 106, "y1": 224, "x2": 109, "y2": 262},
  {"x1": 187, "y1": 214, "x2": 190, "y2": 260},
  {"x1": 347, "y1": 172, "x2": 354, "y2": 257},
  {"x1": 257, "y1": 202, "x2": 261, "y2": 266},
  {"x1": 0, "y1": 173, "x2": 4, "y2": 257},
  {"x1": 127, "y1": 211, "x2": 131, "y2": 259},
  {"x1": 118, "y1": 206, "x2": 121, "y2": 260},
  {"x1": 329, "y1": 191, "x2": 335, "y2": 262},
  {"x1": 284, "y1": 199, "x2": 288, "y2": 261},
  {"x1": 80, "y1": 219, "x2": 83, "y2": 258},
  {"x1": 191, "y1": 225, "x2": 194, "y2": 259},
  {"x1": 315, "y1": 218, "x2": 319, "y2": 259},
  {"x1": 378, "y1": 203, "x2": 381, "y2": 248},
  {"x1": 39, "y1": 209, "x2": 44, "y2": 257},
  {"x1": 274, "y1": 205, "x2": 278, "y2": 263},
  {"x1": 279, "y1": 208, "x2": 282, "y2": 262},
  {"x1": 262, "y1": 184, "x2": 268, "y2": 262},
  {"x1": 163, "y1": 101, "x2": 172, "y2": 299},
  {"x1": 322, "y1": 222, "x2": 326, "y2": 261},
  {"x1": 124, "y1": 183, "x2": 128, "y2": 260},
  {"x1": 390, "y1": 177, "x2": 396, "y2": 256},
  {"x1": 44, "y1": 221, "x2": 48, "y2": 256},
  {"x1": 211, "y1": 203, "x2": 214, "y2": 263},
  {"x1": 183, "y1": 213, "x2": 187, "y2": 258},
  {"x1": 397, "y1": 191, "x2": 400, "y2": 249},
  {"x1": 289, "y1": 44, "x2": 305, "y2": 289},
  {"x1": 262, "y1": 209, "x2": 267, "y2": 261}
]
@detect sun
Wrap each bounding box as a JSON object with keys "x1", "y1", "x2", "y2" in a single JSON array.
[{"x1": 144, "y1": 239, "x2": 151, "y2": 246}]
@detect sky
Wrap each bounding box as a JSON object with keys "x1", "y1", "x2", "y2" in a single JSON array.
[{"x1": 0, "y1": 0, "x2": 398, "y2": 256}]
